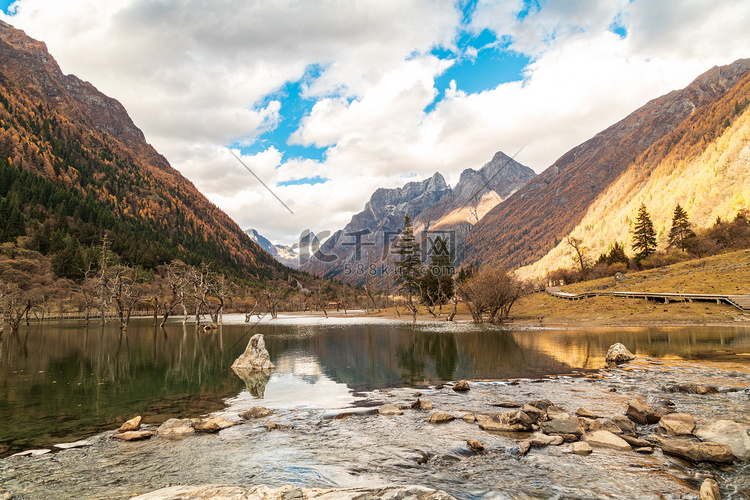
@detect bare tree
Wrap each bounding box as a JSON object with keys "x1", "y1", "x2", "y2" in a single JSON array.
[
  {"x1": 104, "y1": 264, "x2": 147, "y2": 331},
  {"x1": 456, "y1": 267, "x2": 521, "y2": 324},
  {"x1": 159, "y1": 260, "x2": 191, "y2": 327},
  {"x1": 71, "y1": 264, "x2": 98, "y2": 325},
  {"x1": 566, "y1": 236, "x2": 590, "y2": 278}
]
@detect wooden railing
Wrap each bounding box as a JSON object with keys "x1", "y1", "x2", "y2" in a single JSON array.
[{"x1": 545, "y1": 287, "x2": 750, "y2": 311}]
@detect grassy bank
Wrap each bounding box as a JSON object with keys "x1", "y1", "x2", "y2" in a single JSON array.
[{"x1": 513, "y1": 249, "x2": 750, "y2": 327}]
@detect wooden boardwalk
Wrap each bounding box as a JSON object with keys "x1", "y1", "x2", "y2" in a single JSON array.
[{"x1": 545, "y1": 287, "x2": 750, "y2": 312}]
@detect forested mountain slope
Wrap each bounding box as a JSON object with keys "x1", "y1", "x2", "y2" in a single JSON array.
[{"x1": 0, "y1": 21, "x2": 281, "y2": 279}]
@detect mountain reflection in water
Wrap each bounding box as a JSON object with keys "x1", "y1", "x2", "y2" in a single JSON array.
[{"x1": 0, "y1": 316, "x2": 749, "y2": 457}]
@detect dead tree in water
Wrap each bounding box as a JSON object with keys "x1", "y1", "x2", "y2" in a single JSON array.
[{"x1": 105, "y1": 265, "x2": 146, "y2": 332}]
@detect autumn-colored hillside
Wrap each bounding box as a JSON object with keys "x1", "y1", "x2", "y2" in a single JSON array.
[
  {"x1": 0, "y1": 21, "x2": 280, "y2": 278},
  {"x1": 520, "y1": 67, "x2": 750, "y2": 278},
  {"x1": 460, "y1": 59, "x2": 750, "y2": 271}
]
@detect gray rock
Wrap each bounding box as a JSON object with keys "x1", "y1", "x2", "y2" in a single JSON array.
[
  {"x1": 193, "y1": 417, "x2": 238, "y2": 433},
  {"x1": 606, "y1": 343, "x2": 635, "y2": 364},
  {"x1": 575, "y1": 407, "x2": 601, "y2": 419},
  {"x1": 695, "y1": 420, "x2": 750, "y2": 460},
  {"x1": 240, "y1": 406, "x2": 274, "y2": 419},
  {"x1": 518, "y1": 440, "x2": 531, "y2": 455},
  {"x1": 570, "y1": 441, "x2": 593, "y2": 455},
  {"x1": 584, "y1": 430, "x2": 632, "y2": 451},
  {"x1": 231, "y1": 334, "x2": 275, "y2": 371},
  {"x1": 530, "y1": 399, "x2": 554, "y2": 412},
  {"x1": 626, "y1": 399, "x2": 661, "y2": 425},
  {"x1": 661, "y1": 438, "x2": 734, "y2": 463},
  {"x1": 620, "y1": 435, "x2": 652, "y2": 448},
  {"x1": 452, "y1": 380, "x2": 470, "y2": 392},
  {"x1": 427, "y1": 412, "x2": 455, "y2": 423},
  {"x1": 410, "y1": 399, "x2": 434, "y2": 411},
  {"x1": 611, "y1": 414, "x2": 637, "y2": 434},
  {"x1": 700, "y1": 478, "x2": 721, "y2": 500},
  {"x1": 156, "y1": 418, "x2": 195, "y2": 440},
  {"x1": 9, "y1": 449, "x2": 51, "y2": 457},
  {"x1": 529, "y1": 432, "x2": 564, "y2": 446},
  {"x1": 119, "y1": 415, "x2": 142, "y2": 432},
  {"x1": 54, "y1": 438, "x2": 93, "y2": 449},
  {"x1": 541, "y1": 419, "x2": 582, "y2": 438},
  {"x1": 111, "y1": 430, "x2": 153, "y2": 441},
  {"x1": 546, "y1": 406, "x2": 572, "y2": 420},
  {"x1": 664, "y1": 383, "x2": 719, "y2": 395},
  {"x1": 520, "y1": 404, "x2": 547, "y2": 423},
  {"x1": 478, "y1": 410, "x2": 535, "y2": 432},
  {"x1": 658, "y1": 413, "x2": 696, "y2": 436}
]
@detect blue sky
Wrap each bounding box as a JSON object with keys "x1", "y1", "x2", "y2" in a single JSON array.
[{"x1": 2, "y1": 0, "x2": 748, "y2": 244}]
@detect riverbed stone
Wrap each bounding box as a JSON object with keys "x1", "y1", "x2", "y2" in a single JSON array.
[
  {"x1": 157, "y1": 419, "x2": 194, "y2": 440},
  {"x1": 10, "y1": 449, "x2": 51, "y2": 457},
  {"x1": 193, "y1": 417, "x2": 238, "y2": 433},
  {"x1": 112, "y1": 430, "x2": 153, "y2": 441},
  {"x1": 240, "y1": 406, "x2": 274, "y2": 419},
  {"x1": 546, "y1": 406, "x2": 572, "y2": 420},
  {"x1": 620, "y1": 435, "x2": 653, "y2": 448},
  {"x1": 541, "y1": 419, "x2": 582, "y2": 438},
  {"x1": 634, "y1": 447, "x2": 654, "y2": 454},
  {"x1": 529, "y1": 432, "x2": 564, "y2": 446},
  {"x1": 611, "y1": 415, "x2": 637, "y2": 434},
  {"x1": 452, "y1": 380, "x2": 470, "y2": 392},
  {"x1": 661, "y1": 438, "x2": 734, "y2": 463},
  {"x1": 575, "y1": 407, "x2": 601, "y2": 419},
  {"x1": 530, "y1": 399, "x2": 554, "y2": 412},
  {"x1": 658, "y1": 413, "x2": 696, "y2": 436},
  {"x1": 467, "y1": 440, "x2": 484, "y2": 452},
  {"x1": 584, "y1": 430, "x2": 632, "y2": 451},
  {"x1": 378, "y1": 405, "x2": 403, "y2": 416},
  {"x1": 518, "y1": 440, "x2": 531, "y2": 455},
  {"x1": 462, "y1": 412, "x2": 476, "y2": 423},
  {"x1": 570, "y1": 441, "x2": 593, "y2": 455},
  {"x1": 626, "y1": 399, "x2": 661, "y2": 425},
  {"x1": 700, "y1": 478, "x2": 721, "y2": 500},
  {"x1": 478, "y1": 410, "x2": 535, "y2": 432},
  {"x1": 428, "y1": 412, "x2": 455, "y2": 423},
  {"x1": 232, "y1": 334, "x2": 275, "y2": 371},
  {"x1": 54, "y1": 438, "x2": 93, "y2": 450},
  {"x1": 119, "y1": 415, "x2": 142, "y2": 432},
  {"x1": 695, "y1": 420, "x2": 750, "y2": 460},
  {"x1": 664, "y1": 383, "x2": 719, "y2": 395},
  {"x1": 521, "y1": 404, "x2": 547, "y2": 423},
  {"x1": 410, "y1": 399, "x2": 433, "y2": 411},
  {"x1": 606, "y1": 343, "x2": 635, "y2": 364}
]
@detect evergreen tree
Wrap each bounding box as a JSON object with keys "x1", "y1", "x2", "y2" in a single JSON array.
[
  {"x1": 394, "y1": 214, "x2": 422, "y2": 296},
  {"x1": 667, "y1": 204, "x2": 695, "y2": 251},
  {"x1": 4, "y1": 205, "x2": 25, "y2": 242},
  {"x1": 420, "y1": 236, "x2": 454, "y2": 305},
  {"x1": 631, "y1": 203, "x2": 657, "y2": 261}
]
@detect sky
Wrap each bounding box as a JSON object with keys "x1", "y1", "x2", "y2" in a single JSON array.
[{"x1": 2, "y1": 0, "x2": 750, "y2": 246}]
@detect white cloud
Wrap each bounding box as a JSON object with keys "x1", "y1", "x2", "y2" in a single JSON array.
[{"x1": 3, "y1": 0, "x2": 749, "y2": 247}]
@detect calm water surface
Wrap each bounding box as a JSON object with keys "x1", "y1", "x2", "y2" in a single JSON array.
[{"x1": 1, "y1": 314, "x2": 749, "y2": 457}]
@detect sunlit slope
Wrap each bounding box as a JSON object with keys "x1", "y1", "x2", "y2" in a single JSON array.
[{"x1": 520, "y1": 71, "x2": 750, "y2": 279}]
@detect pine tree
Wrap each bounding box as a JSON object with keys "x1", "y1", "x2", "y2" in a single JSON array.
[
  {"x1": 394, "y1": 214, "x2": 422, "y2": 324},
  {"x1": 395, "y1": 214, "x2": 422, "y2": 296},
  {"x1": 632, "y1": 203, "x2": 657, "y2": 261},
  {"x1": 667, "y1": 204, "x2": 695, "y2": 251}
]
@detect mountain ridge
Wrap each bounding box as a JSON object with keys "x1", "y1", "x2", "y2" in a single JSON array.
[
  {"x1": 300, "y1": 153, "x2": 535, "y2": 284},
  {"x1": 460, "y1": 58, "x2": 750, "y2": 271}
]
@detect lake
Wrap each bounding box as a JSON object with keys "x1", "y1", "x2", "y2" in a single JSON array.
[{"x1": 1, "y1": 314, "x2": 749, "y2": 458}]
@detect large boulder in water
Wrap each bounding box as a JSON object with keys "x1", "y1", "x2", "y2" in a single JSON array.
[
  {"x1": 232, "y1": 334, "x2": 275, "y2": 371},
  {"x1": 605, "y1": 343, "x2": 635, "y2": 364}
]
